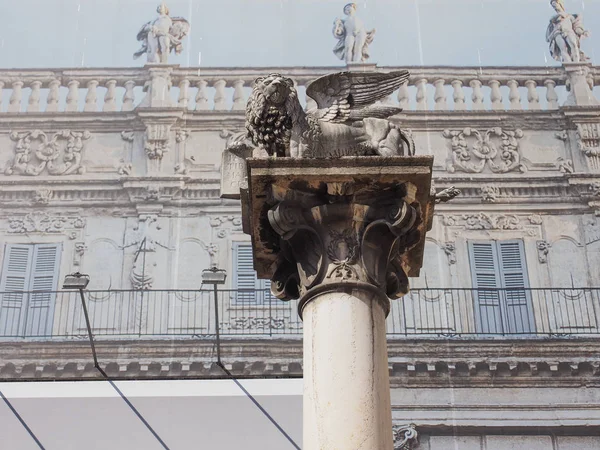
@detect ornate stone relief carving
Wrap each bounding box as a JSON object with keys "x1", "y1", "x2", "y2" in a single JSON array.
[
  {"x1": 123, "y1": 215, "x2": 170, "y2": 290},
  {"x1": 443, "y1": 127, "x2": 526, "y2": 174},
  {"x1": 118, "y1": 131, "x2": 135, "y2": 175},
  {"x1": 576, "y1": 123, "x2": 600, "y2": 171},
  {"x1": 556, "y1": 157, "x2": 574, "y2": 174},
  {"x1": 537, "y1": 240, "x2": 551, "y2": 263},
  {"x1": 442, "y1": 242, "x2": 457, "y2": 264},
  {"x1": 480, "y1": 185, "x2": 500, "y2": 203},
  {"x1": 32, "y1": 189, "x2": 53, "y2": 205},
  {"x1": 144, "y1": 123, "x2": 171, "y2": 160},
  {"x1": 73, "y1": 242, "x2": 87, "y2": 266},
  {"x1": 443, "y1": 213, "x2": 540, "y2": 238},
  {"x1": 393, "y1": 424, "x2": 418, "y2": 450},
  {"x1": 210, "y1": 215, "x2": 243, "y2": 238},
  {"x1": 174, "y1": 129, "x2": 191, "y2": 175},
  {"x1": 5, "y1": 130, "x2": 91, "y2": 176},
  {"x1": 583, "y1": 216, "x2": 600, "y2": 244},
  {"x1": 6, "y1": 212, "x2": 85, "y2": 239}
]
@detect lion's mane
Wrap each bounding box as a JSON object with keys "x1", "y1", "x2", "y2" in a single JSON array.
[{"x1": 246, "y1": 74, "x2": 307, "y2": 157}]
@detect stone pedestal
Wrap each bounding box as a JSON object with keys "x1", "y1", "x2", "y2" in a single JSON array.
[
  {"x1": 242, "y1": 156, "x2": 434, "y2": 450},
  {"x1": 564, "y1": 63, "x2": 599, "y2": 107}
]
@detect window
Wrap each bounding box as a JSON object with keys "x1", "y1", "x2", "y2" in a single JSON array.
[
  {"x1": 232, "y1": 242, "x2": 271, "y2": 304},
  {"x1": 0, "y1": 244, "x2": 61, "y2": 337},
  {"x1": 468, "y1": 240, "x2": 535, "y2": 334}
]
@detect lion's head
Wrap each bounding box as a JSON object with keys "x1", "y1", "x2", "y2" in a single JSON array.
[{"x1": 246, "y1": 73, "x2": 305, "y2": 157}]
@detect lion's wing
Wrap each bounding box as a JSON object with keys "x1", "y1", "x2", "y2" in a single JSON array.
[{"x1": 306, "y1": 71, "x2": 409, "y2": 123}]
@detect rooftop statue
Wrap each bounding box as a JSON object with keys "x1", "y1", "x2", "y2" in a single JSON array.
[
  {"x1": 546, "y1": 0, "x2": 589, "y2": 63},
  {"x1": 230, "y1": 71, "x2": 412, "y2": 159},
  {"x1": 333, "y1": 3, "x2": 376, "y2": 63},
  {"x1": 134, "y1": 4, "x2": 190, "y2": 64}
]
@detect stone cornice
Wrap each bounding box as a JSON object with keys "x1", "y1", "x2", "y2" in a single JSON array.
[{"x1": 2, "y1": 338, "x2": 600, "y2": 384}]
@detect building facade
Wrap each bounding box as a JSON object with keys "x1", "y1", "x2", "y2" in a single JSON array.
[{"x1": 1, "y1": 31, "x2": 600, "y2": 450}]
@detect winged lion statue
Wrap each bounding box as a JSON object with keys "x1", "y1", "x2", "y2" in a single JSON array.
[{"x1": 228, "y1": 70, "x2": 414, "y2": 159}]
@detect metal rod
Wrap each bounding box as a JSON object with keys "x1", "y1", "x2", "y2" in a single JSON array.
[
  {"x1": 78, "y1": 288, "x2": 99, "y2": 368},
  {"x1": 0, "y1": 389, "x2": 45, "y2": 449},
  {"x1": 213, "y1": 283, "x2": 221, "y2": 365},
  {"x1": 77, "y1": 288, "x2": 170, "y2": 450}
]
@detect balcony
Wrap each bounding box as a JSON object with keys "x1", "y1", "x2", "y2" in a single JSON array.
[{"x1": 1, "y1": 287, "x2": 599, "y2": 340}]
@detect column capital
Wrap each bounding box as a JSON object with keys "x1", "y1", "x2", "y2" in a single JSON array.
[{"x1": 242, "y1": 156, "x2": 434, "y2": 307}]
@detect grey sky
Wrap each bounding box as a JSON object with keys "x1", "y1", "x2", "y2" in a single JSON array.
[{"x1": 1, "y1": 0, "x2": 600, "y2": 69}]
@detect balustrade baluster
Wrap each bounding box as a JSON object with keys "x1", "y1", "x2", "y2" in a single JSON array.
[
  {"x1": 397, "y1": 81, "x2": 409, "y2": 109},
  {"x1": 525, "y1": 80, "x2": 540, "y2": 110},
  {"x1": 489, "y1": 80, "x2": 503, "y2": 110},
  {"x1": 415, "y1": 79, "x2": 428, "y2": 110},
  {"x1": 84, "y1": 80, "x2": 99, "y2": 112},
  {"x1": 451, "y1": 80, "x2": 466, "y2": 111},
  {"x1": 46, "y1": 79, "x2": 60, "y2": 112},
  {"x1": 0, "y1": 81, "x2": 4, "y2": 112},
  {"x1": 103, "y1": 80, "x2": 117, "y2": 112},
  {"x1": 232, "y1": 80, "x2": 246, "y2": 110},
  {"x1": 195, "y1": 80, "x2": 209, "y2": 110},
  {"x1": 8, "y1": 81, "x2": 23, "y2": 113},
  {"x1": 213, "y1": 79, "x2": 227, "y2": 110},
  {"x1": 122, "y1": 80, "x2": 136, "y2": 111},
  {"x1": 507, "y1": 80, "x2": 522, "y2": 110},
  {"x1": 178, "y1": 79, "x2": 190, "y2": 108},
  {"x1": 65, "y1": 80, "x2": 80, "y2": 112},
  {"x1": 544, "y1": 79, "x2": 559, "y2": 109},
  {"x1": 27, "y1": 81, "x2": 42, "y2": 112},
  {"x1": 434, "y1": 79, "x2": 447, "y2": 111},
  {"x1": 470, "y1": 80, "x2": 484, "y2": 110}
]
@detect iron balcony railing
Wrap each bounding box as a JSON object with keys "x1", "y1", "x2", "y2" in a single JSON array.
[{"x1": 0, "y1": 288, "x2": 599, "y2": 340}]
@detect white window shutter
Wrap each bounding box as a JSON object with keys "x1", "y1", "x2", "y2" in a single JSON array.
[
  {"x1": 497, "y1": 240, "x2": 534, "y2": 333},
  {"x1": 0, "y1": 245, "x2": 34, "y2": 336},
  {"x1": 26, "y1": 244, "x2": 61, "y2": 336},
  {"x1": 233, "y1": 243, "x2": 261, "y2": 303},
  {"x1": 468, "y1": 241, "x2": 503, "y2": 334}
]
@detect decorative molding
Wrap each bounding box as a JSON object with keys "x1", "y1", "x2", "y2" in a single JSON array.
[
  {"x1": 537, "y1": 240, "x2": 551, "y2": 264},
  {"x1": 443, "y1": 127, "x2": 527, "y2": 174},
  {"x1": 6, "y1": 212, "x2": 85, "y2": 239},
  {"x1": 393, "y1": 424, "x2": 418, "y2": 450},
  {"x1": 5, "y1": 130, "x2": 91, "y2": 176}
]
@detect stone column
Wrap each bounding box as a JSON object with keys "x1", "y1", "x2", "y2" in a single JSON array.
[
  {"x1": 242, "y1": 156, "x2": 434, "y2": 450},
  {"x1": 302, "y1": 285, "x2": 392, "y2": 449}
]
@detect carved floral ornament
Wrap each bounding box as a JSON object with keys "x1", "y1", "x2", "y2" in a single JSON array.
[
  {"x1": 393, "y1": 424, "x2": 419, "y2": 450},
  {"x1": 442, "y1": 213, "x2": 542, "y2": 238},
  {"x1": 5, "y1": 130, "x2": 91, "y2": 176},
  {"x1": 443, "y1": 127, "x2": 527, "y2": 174},
  {"x1": 6, "y1": 212, "x2": 85, "y2": 239}
]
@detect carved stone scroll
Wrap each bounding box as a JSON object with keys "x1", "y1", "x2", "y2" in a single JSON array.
[{"x1": 443, "y1": 127, "x2": 526, "y2": 174}]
